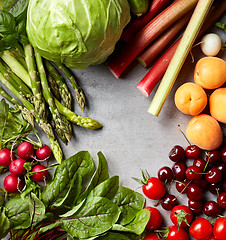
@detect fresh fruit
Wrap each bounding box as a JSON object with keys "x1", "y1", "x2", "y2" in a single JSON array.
[
  {"x1": 209, "y1": 88, "x2": 226, "y2": 124},
  {"x1": 174, "y1": 82, "x2": 207, "y2": 115},
  {"x1": 17, "y1": 142, "x2": 34, "y2": 160},
  {"x1": 213, "y1": 217, "x2": 226, "y2": 240},
  {"x1": 0, "y1": 148, "x2": 15, "y2": 167},
  {"x1": 161, "y1": 194, "x2": 177, "y2": 211},
  {"x1": 169, "y1": 145, "x2": 185, "y2": 162},
  {"x1": 185, "y1": 165, "x2": 203, "y2": 181},
  {"x1": 203, "y1": 201, "x2": 220, "y2": 217},
  {"x1": 187, "y1": 183, "x2": 203, "y2": 201},
  {"x1": 145, "y1": 206, "x2": 162, "y2": 230},
  {"x1": 217, "y1": 192, "x2": 226, "y2": 209},
  {"x1": 170, "y1": 205, "x2": 193, "y2": 228},
  {"x1": 194, "y1": 57, "x2": 226, "y2": 89},
  {"x1": 185, "y1": 145, "x2": 201, "y2": 159},
  {"x1": 189, "y1": 218, "x2": 213, "y2": 240},
  {"x1": 31, "y1": 165, "x2": 48, "y2": 182},
  {"x1": 143, "y1": 232, "x2": 161, "y2": 240},
  {"x1": 172, "y1": 162, "x2": 187, "y2": 181},
  {"x1": 205, "y1": 168, "x2": 222, "y2": 184},
  {"x1": 4, "y1": 174, "x2": 23, "y2": 193},
  {"x1": 186, "y1": 114, "x2": 223, "y2": 150},
  {"x1": 166, "y1": 225, "x2": 189, "y2": 240},
  {"x1": 9, "y1": 158, "x2": 27, "y2": 177},
  {"x1": 158, "y1": 166, "x2": 173, "y2": 182},
  {"x1": 200, "y1": 33, "x2": 222, "y2": 57}
]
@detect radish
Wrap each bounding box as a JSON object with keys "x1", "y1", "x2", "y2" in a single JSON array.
[
  {"x1": 31, "y1": 165, "x2": 48, "y2": 182},
  {"x1": 9, "y1": 158, "x2": 27, "y2": 177},
  {"x1": 201, "y1": 33, "x2": 222, "y2": 57},
  {"x1": 0, "y1": 148, "x2": 15, "y2": 167},
  {"x1": 17, "y1": 142, "x2": 34, "y2": 160},
  {"x1": 36, "y1": 145, "x2": 52, "y2": 160},
  {"x1": 4, "y1": 174, "x2": 23, "y2": 193}
]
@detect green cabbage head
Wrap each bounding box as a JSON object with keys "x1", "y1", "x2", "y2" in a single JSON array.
[{"x1": 26, "y1": 0, "x2": 131, "y2": 69}]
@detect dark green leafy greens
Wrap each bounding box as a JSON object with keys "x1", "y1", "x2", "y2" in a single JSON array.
[
  {"x1": 2, "y1": 151, "x2": 149, "y2": 240},
  {"x1": 216, "y1": 22, "x2": 226, "y2": 48}
]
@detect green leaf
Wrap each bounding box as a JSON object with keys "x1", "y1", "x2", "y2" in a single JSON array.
[
  {"x1": 77, "y1": 151, "x2": 109, "y2": 203},
  {"x1": 0, "y1": 33, "x2": 19, "y2": 51},
  {"x1": 5, "y1": 197, "x2": 31, "y2": 229},
  {"x1": 112, "y1": 209, "x2": 150, "y2": 235},
  {"x1": 97, "y1": 232, "x2": 131, "y2": 240},
  {"x1": 42, "y1": 151, "x2": 93, "y2": 209},
  {"x1": 0, "y1": 0, "x2": 29, "y2": 17},
  {"x1": 216, "y1": 22, "x2": 226, "y2": 31},
  {"x1": 29, "y1": 192, "x2": 46, "y2": 226},
  {"x1": 0, "y1": 207, "x2": 11, "y2": 238},
  {"x1": 0, "y1": 10, "x2": 15, "y2": 34},
  {"x1": 112, "y1": 186, "x2": 145, "y2": 225},
  {"x1": 60, "y1": 197, "x2": 121, "y2": 239}
]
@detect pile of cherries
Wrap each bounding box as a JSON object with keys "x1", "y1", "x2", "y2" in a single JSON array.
[
  {"x1": 157, "y1": 143, "x2": 226, "y2": 217},
  {"x1": 0, "y1": 142, "x2": 52, "y2": 193}
]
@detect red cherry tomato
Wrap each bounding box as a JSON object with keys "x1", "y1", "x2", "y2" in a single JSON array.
[
  {"x1": 142, "y1": 177, "x2": 165, "y2": 200},
  {"x1": 166, "y1": 225, "x2": 189, "y2": 240},
  {"x1": 170, "y1": 205, "x2": 193, "y2": 228},
  {"x1": 189, "y1": 218, "x2": 213, "y2": 240},
  {"x1": 143, "y1": 232, "x2": 161, "y2": 240},
  {"x1": 145, "y1": 206, "x2": 162, "y2": 230},
  {"x1": 213, "y1": 217, "x2": 226, "y2": 240}
]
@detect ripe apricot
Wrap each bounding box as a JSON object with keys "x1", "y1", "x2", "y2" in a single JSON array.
[
  {"x1": 194, "y1": 57, "x2": 226, "y2": 89},
  {"x1": 209, "y1": 88, "x2": 226, "y2": 124},
  {"x1": 186, "y1": 114, "x2": 223, "y2": 151},
  {"x1": 174, "y1": 82, "x2": 207, "y2": 115}
]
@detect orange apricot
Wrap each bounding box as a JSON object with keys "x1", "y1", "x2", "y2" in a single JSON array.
[
  {"x1": 194, "y1": 57, "x2": 226, "y2": 89},
  {"x1": 209, "y1": 88, "x2": 226, "y2": 124},
  {"x1": 174, "y1": 82, "x2": 207, "y2": 115},
  {"x1": 186, "y1": 114, "x2": 223, "y2": 150}
]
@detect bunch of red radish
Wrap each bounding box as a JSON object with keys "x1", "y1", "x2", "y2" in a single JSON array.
[{"x1": 0, "y1": 142, "x2": 52, "y2": 193}]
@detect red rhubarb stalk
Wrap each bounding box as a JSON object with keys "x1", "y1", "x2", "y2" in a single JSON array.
[
  {"x1": 137, "y1": 0, "x2": 226, "y2": 98},
  {"x1": 107, "y1": 0, "x2": 199, "y2": 78},
  {"x1": 121, "y1": 0, "x2": 172, "y2": 42},
  {"x1": 137, "y1": 11, "x2": 192, "y2": 67}
]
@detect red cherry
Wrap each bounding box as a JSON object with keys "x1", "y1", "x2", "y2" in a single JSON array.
[{"x1": 185, "y1": 145, "x2": 201, "y2": 159}]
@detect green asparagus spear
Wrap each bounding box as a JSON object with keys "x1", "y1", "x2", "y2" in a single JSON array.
[
  {"x1": 55, "y1": 63, "x2": 86, "y2": 111},
  {"x1": 45, "y1": 60, "x2": 72, "y2": 110},
  {"x1": 35, "y1": 50, "x2": 72, "y2": 142},
  {"x1": 54, "y1": 98, "x2": 102, "y2": 130}
]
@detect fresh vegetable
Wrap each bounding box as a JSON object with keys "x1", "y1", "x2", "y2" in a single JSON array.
[
  {"x1": 148, "y1": 0, "x2": 214, "y2": 116},
  {"x1": 201, "y1": 33, "x2": 222, "y2": 56},
  {"x1": 209, "y1": 88, "x2": 226, "y2": 124},
  {"x1": 31, "y1": 164, "x2": 48, "y2": 182},
  {"x1": 216, "y1": 22, "x2": 226, "y2": 48},
  {"x1": 0, "y1": 148, "x2": 15, "y2": 167},
  {"x1": 121, "y1": 0, "x2": 172, "y2": 42},
  {"x1": 174, "y1": 82, "x2": 207, "y2": 116},
  {"x1": 4, "y1": 174, "x2": 23, "y2": 193},
  {"x1": 26, "y1": 0, "x2": 131, "y2": 69},
  {"x1": 35, "y1": 145, "x2": 52, "y2": 160},
  {"x1": 170, "y1": 205, "x2": 193, "y2": 228},
  {"x1": 0, "y1": 151, "x2": 149, "y2": 239},
  {"x1": 194, "y1": 57, "x2": 226, "y2": 89},
  {"x1": 143, "y1": 232, "x2": 161, "y2": 240},
  {"x1": 137, "y1": 12, "x2": 191, "y2": 67},
  {"x1": 189, "y1": 218, "x2": 213, "y2": 240},
  {"x1": 145, "y1": 206, "x2": 162, "y2": 230},
  {"x1": 128, "y1": 0, "x2": 149, "y2": 16},
  {"x1": 9, "y1": 158, "x2": 27, "y2": 177},
  {"x1": 165, "y1": 225, "x2": 189, "y2": 240},
  {"x1": 137, "y1": 0, "x2": 226, "y2": 98},
  {"x1": 108, "y1": 0, "x2": 199, "y2": 78},
  {"x1": 186, "y1": 114, "x2": 223, "y2": 150},
  {"x1": 213, "y1": 217, "x2": 226, "y2": 240},
  {"x1": 17, "y1": 142, "x2": 34, "y2": 160}
]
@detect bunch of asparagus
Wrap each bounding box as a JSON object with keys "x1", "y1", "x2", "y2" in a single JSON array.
[{"x1": 0, "y1": 44, "x2": 102, "y2": 163}]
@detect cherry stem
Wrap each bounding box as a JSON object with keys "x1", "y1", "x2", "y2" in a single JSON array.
[
  {"x1": 204, "y1": 152, "x2": 210, "y2": 172},
  {"x1": 178, "y1": 124, "x2": 191, "y2": 146},
  {"x1": 173, "y1": 180, "x2": 192, "y2": 201}
]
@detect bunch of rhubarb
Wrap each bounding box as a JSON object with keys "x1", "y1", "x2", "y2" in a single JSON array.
[{"x1": 108, "y1": 0, "x2": 226, "y2": 116}]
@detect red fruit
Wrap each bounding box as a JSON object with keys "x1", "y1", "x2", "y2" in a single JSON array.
[
  {"x1": 166, "y1": 225, "x2": 189, "y2": 240},
  {"x1": 4, "y1": 174, "x2": 23, "y2": 193},
  {"x1": 217, "y1": 192, "x2": 226, "y2": 209},
  {"x1": 17, "y1": 142, "x2": 34, "y2": 160},
  {"x1": 9, "y1": 158, "x2": 27, "y2": 177},
  {"x1": 31, "y1": 165, "x2": 48, "y2": 182},
  {"x1": 142, "y1": 177, "x2": 165, "y2": 200},
  {"x1": 143, "y1": 232, "x2": 161, "y2": 240},
  {"x1": 213, "y1": 217, "x2": 226, "y2": 240},
  {"x1": 185, "y1": 165, "x2": 203, "y2": 180},
  {"x1": 0, "y1": 148, "x2": 15, "y2": 167},
  {"x1": 170, "y1": 205, "x2": 193, "y2": 228},
  {"x1": 185, "y1": 145, "x2": 201, "y2": 159},
  {"x1": 36, "y1": 145, "x2": 52, "y2": 160},
  {"x1": 145, "y1": 206, "x2": 162, "y2": 230},
  {"x1": 189, "y1": 218, "x2": 213, "y2": 240}
]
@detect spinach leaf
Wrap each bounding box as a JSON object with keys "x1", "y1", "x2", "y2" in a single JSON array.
[
  {"x1": 97, "y1": 232, "x2": 131, "y2": 240},
  {"x1": 77, "y1": 151, "x2": 109, "y2": 203},
  {"x1": 0, "y1": 0, "x2": 29, "y2": 17},
  {"x1": 0, "y1": 207, "x2": 11, "y2": 238},
  {"x1": 0, "y1": 99, "x2": 34, "y2": 148},
  {"x1": 112, "y1": 186, "x2": 145, "y2": 226},
  {"x1": 112, "y1": 209, "x2": 150, "y2": 235},
  {"x1": 5, "y1": 197, "x2": 31, "y2": 229},
  {"x1": 60, "y1": 197, "x2": 121, "y2": 239},
  {"x1": 88, "y1": 176, "x2": 119, "y2": 200},
  {"x1": 0, "y1": 10, "x2": 16, "y2": 34},
  {"x1": 42, "y1": 151, "x2": 93, "y2": 209},
  {"x1": 29, "y1": 192, "x2": 46, "y2": 226}
]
